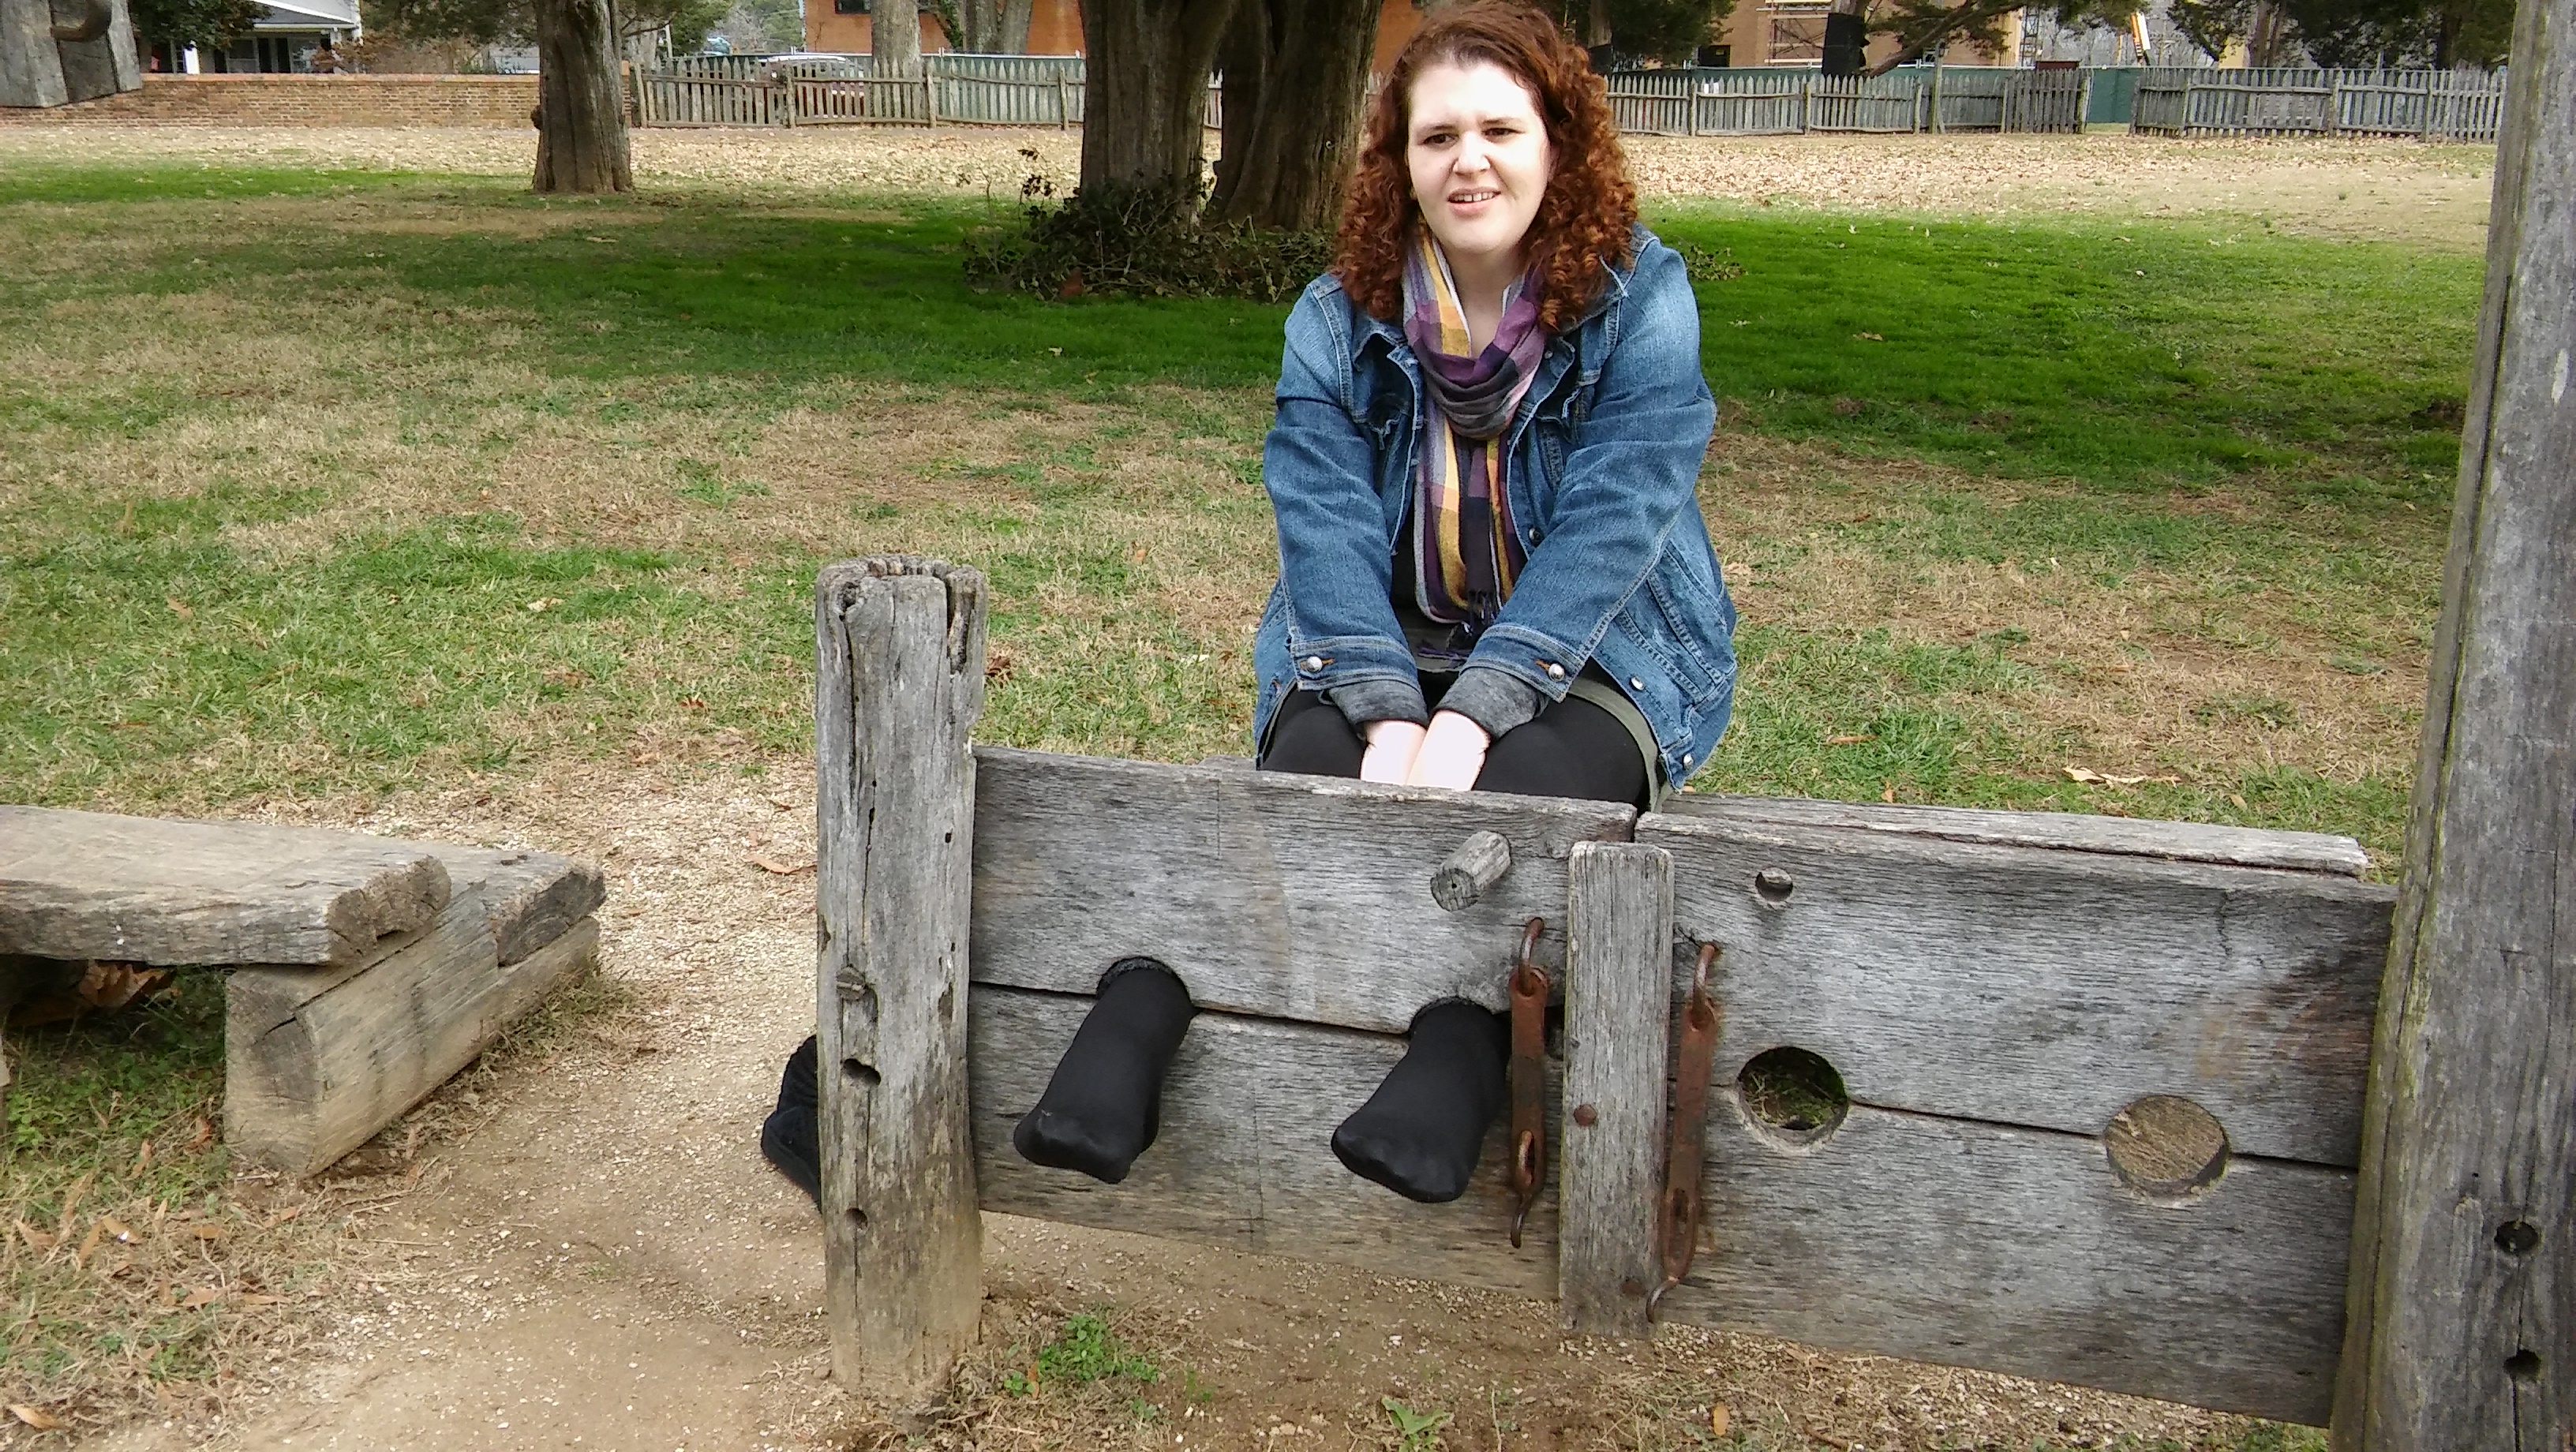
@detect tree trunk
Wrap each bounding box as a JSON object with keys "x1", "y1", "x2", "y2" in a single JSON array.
[
  {"x1": 1079, "y1": 0, "x2": 1237, "y2": 193},
  {"x1": 874, "y1": 0, "x2": 922, "y2": 75},
  {"x1": 955, "y1": 0, "x2": 1031, "y2": 52},
  {"x1": 533, "y1": 0, "x2": 631, "y2": 195},
  {"x1": 2329, "y1": 0, "x2": 2576, "y2": 1443},
  {"x1": 1208, "y1": 0, "x2": 1380, "y2": 231}
]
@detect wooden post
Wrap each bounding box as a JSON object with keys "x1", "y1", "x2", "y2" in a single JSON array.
[
  {"x1": 2333, "y1": 0, "x2": 2575, "y2": 1443},
  {"x1": 1556, "y1": 841, "x2": 1674, "y2": 1338},
  {"x1": 815, "y1": 556, "x2": 986, "y2": 1407}
]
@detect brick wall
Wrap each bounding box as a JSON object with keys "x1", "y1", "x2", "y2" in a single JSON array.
[{"x1": 1, "y1": 73, "x2": 541, "y2": 127}]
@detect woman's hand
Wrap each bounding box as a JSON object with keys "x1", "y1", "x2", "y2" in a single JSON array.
[
  {"x1": 1360, "y1": 719, "x2": 1428, "y2": 784},
  {"x1": 1405, "y1": 711, "x2": 1490, "y2": 791}
]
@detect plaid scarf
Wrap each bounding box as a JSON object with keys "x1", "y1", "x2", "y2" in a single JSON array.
[{"x1": 1401, "y1": 231, "x2": 1548, "y2": 628}]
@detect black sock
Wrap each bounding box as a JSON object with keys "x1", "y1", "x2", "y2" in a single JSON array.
[
  {"x1": 1013, "y1": 959, "x2": 1196, "y2": 1184},
  {"x1": 761, "y1": 1035, "x2": 822, "y2": 1207},
  {"x1": 1331, "y1": 1000, "x2": 1509, "y2": 1204}
]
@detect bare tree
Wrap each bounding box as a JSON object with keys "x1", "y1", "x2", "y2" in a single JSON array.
[
  {"x1": 1079, "y1": 0, "x2": 1237, "y2": 193},
  {"x1": 532, "y1": 0, "x2": 631, "y2": 194},
  {"x1": 1208, "y1": 0, "x2": 1381, "y2": 231}
]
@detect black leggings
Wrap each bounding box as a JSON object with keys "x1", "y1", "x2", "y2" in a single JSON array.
[{"x1": 1259, "y1": 683, "x2": 1648, "y2": 809}]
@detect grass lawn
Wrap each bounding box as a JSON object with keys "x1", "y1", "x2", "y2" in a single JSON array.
[{"x1": 0, "y1": 155, "x2": 2477, "y2": 1440}]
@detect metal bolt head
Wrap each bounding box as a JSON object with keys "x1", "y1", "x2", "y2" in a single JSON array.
[{"x1": 1572, "y1": 1103, "x2": 1599, "y2": 1127}]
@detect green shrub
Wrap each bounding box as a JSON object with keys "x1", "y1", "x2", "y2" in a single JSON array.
[{"x1": 966, "y1": 165, "x2": 1333, "y2": 304}]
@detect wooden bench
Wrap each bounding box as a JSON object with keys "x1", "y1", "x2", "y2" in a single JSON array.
[{"x1": 0, "y1": 806, "x2": 602, "y2": 1177}]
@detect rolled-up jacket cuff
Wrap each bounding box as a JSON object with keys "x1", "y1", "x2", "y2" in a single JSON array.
[
  {"x1": 1435, "y1": 667, "x2": 1544, "y2": 739},
  {"x1": 1327, "y1": 677, "x2": 1430, "y2": 727}
]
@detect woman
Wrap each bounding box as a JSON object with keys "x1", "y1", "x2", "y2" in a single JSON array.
[{"x1": 1004, "y1": 1, "x2": 1735, "y2": 1207}]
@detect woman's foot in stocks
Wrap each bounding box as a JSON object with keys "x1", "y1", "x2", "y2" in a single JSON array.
[
  {"x1": 1013, "y1": 958, "x2": 1197, "y2": 1184},
  {"x1": 761, "y1": 1035, "x2": 822, "y2": 1207},
  {"x1": 1331, "y1": 999, "x2": 1508, "y2": 1203}
]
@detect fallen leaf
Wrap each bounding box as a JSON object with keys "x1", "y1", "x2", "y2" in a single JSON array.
[
  {"x1": 8, "y1": 1405, "x2": 65, "y2": 1431},
  {"x1": 99, "y1": 1217, "x2": 134, "y2": 1244},
  {"x1": 187, "y1": 1222, "x2": 229, "y2": 1242},
  {"x1": 16, "y1": 1222, "x2": 55, "y2": 1253},
  {"x1": 751, "y1": 856, "x2": 815, "y2": 875},
  {"x1": 1853, "y1": 331, "x2": 1885, "y2": 341},
  {"x1": 2065, "y1": 765, "x2": 2181, "y2": 786},
  {"x1": 165, "y1": 596, "x2": 193, "y2": 619},
  {"x1": 1823, "y1": 733, "x2": 1870, "y2": 746},
  {"x1": 2231, "y1": 793, "x2": 2250, "y2": 809},
  {"x1": 264, "y1": 1205, "x2": 303, "y2": 1228},
  {"x1": 680, "y1": 696, "x2": 708, "y2": 710},
  {"x1": 73, "y1": 1221, "x2": 105, "y2": 1267},
  {"x1": 1881, "y1": 781, "x2": 1896, "y2": 803},
  {"x1": 134, "y1": 1139, "x2": 152, "y2": 1170},
  {"x1": 766, "y1": 793, "x2": 797, "y2": 810},
  {"x1": 188, "y1": 1117, "x2": 215, "y2": 1150},
  {"x1": 1709, "y1": 1401, "x2": 1729, "y2": 1439},
  {"x1": 181, "y1": 1286, "x2": 220, "y2": 1310},
  {"x1": 238, "y1": 1293, "x2": 282, "y2": 1306}
]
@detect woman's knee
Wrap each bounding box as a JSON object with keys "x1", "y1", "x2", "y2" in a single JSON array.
[
  {"x1": 1475, "y1": 701, "x2": 1646, "y2": 806},
  {"x1": 1260, "y1": 690, "x2": 1366, "y2": 778}
]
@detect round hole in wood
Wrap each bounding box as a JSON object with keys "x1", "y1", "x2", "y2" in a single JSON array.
[
  {"x1": 1736, "y1": 1046, "x2": 1849, "y2": 1148},
  {"x1": 2496, "y1": 1219, "x2": 2540, "y2": 1255},
  {"x1": 843, "y1": 1057, "x2": 882, "y2": 1088},
  {"x1": 2506, "y1": 1350, "x2": 2541, "y2": 1382},
  {"x1": 1752, "y1": 870, "x2": 1795, "y2": 908},
  {"x1": 2102, "y1": 1095, "x2": 2230, "y2": 1201},
  {"x1": 847, "y1": 1207, "x2": 869, "y2": 1232}
]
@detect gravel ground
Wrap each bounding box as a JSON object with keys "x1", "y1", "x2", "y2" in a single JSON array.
[{"x1": 0, "y1": 123, "x2": 2494, "y2": 247}]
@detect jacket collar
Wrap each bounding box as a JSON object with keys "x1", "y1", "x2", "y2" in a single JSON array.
[{"x1": 1350, "y1": 224, "x2": 1648, "y2": 361}]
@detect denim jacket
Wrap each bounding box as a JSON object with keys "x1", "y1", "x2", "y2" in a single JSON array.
[{"x1": 1252, "y1": 225, "x2": 1736, "y2": 789}]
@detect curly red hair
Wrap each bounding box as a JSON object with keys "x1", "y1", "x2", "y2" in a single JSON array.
[{"x1": 1334, "y1": 1, "x2": 1638, "y2": 335}]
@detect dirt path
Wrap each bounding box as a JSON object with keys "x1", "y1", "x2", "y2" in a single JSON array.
[
  {"x1": 0, "y1": 124, "x2": 2492, "y2": 250},
  {"x1": 52, "y1": 765, "x2": 2271, "y2": 1452}
]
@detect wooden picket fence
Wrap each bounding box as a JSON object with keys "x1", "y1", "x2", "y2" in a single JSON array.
[
  {"x1": 2132, "y1": 65, "x2": 2507, "y2": 139},
  {"x1": 1602, "y1": 65, "x2": 2086, "y2": 135},
  {"x1": 634, "y1": 51, "x2": 1088, "y2": 128},
  {"x1": 632, "y1": 52, "x2": 2495, "y2": 142}
]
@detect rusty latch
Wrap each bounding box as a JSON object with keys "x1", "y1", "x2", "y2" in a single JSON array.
[
  {"x1": 1649, "y1": 941, "x2": 1724, "y2": 1317},
  {"x1": 1505, "y1": 916, "x2": 1549, "y2": 1249}
]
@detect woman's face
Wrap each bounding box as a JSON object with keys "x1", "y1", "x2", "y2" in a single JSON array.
[{"x1": 1404, "y1": 58, "x2": 1553, "y2": 276}]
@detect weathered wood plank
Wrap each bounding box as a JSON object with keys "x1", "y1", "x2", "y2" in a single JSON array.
[
  {"x1": 814, "y1": 556, "x2": 983, "y2": 1407},
  {"x1": 421, "y1": 845, "x2": 605, "y2": 967},
  {"x1": 225, "y1": 917, "x2": 598, "y2": 1177},
  {"x1": 970, "y1": 748, "x2": 1637, "y2": 1032},
  {"x1": 2334, "y1": 2, "x2": 2576, "y2": 1442},
  {"x1": 970, "y1": 986, "x2": 1559, "y2": 1300},
  {"x1": 1660, "y1": 794, "x2": 2372, "y2": 878},
  {"x1": 971, "y1": 983, "x2": 2346, "y2": 1423},
  {"x1": 1556, "y1": 842, "x2": 1672, "y2": 1338},
  {"x1": 1654, "y1": 1099, "x2": 2354, "y2": 1425},
  {"x1": 1640, "y1": 814, "x2": 2392, "y2": 1166},
  {"x1": 0, "y1": 806, "x2": 450, "y2": 969}
]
